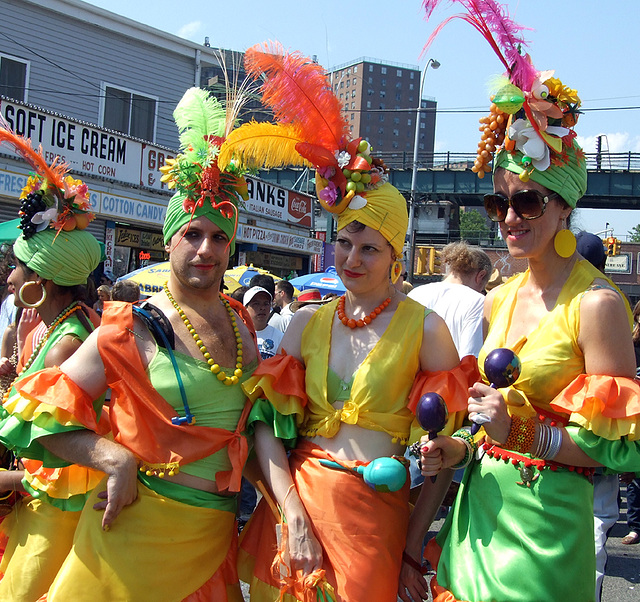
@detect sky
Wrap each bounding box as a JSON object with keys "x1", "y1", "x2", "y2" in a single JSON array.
[{"x1": 84, "y1": 0, "x2": 640, "y2": 238}]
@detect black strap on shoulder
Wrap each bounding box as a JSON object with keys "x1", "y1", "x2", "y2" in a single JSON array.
[{"x1": 133, "y1": 301, "x2": 175, "y2": 350}]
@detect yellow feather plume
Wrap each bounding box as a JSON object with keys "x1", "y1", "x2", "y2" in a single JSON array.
[{"x1": 218, "y1": 121, "x2": 311, "y2": 171}]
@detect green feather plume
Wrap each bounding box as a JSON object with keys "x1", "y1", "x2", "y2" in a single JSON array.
[{"x1": 173, "y1": 87, "x2": 226, "y2": 152}]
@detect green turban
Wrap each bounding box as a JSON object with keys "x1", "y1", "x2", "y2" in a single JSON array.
[
  {"x1": 14, "y1": 228, "x2": 101, "y2": 286},
  {"x1": 336, "y1": 182, "x2": 408, "y2": 257},
  {"x1": 162, "y1": 193, "x2": 238, "y2": 253},
  {"x1": 494, "y1": 140, "x2": 587, "y2": 208}
]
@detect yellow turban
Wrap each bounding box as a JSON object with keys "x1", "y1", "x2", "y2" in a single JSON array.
[{"x1": 336, "y1": 183, "x2": 408, "y2": 257}]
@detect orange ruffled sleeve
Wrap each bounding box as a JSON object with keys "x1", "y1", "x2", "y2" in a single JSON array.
[
  {"x1": 550, "y1": 374, "x2": 640, "y2": 441},
  {"x1": 408, "y1": 355, "x2": 480, "y2": 439},
  {"x1": 242, "y1": 352, "x2": 308, "y2": 424}
]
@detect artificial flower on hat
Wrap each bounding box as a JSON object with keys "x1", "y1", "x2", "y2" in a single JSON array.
[{"x1": 423, "y1": 0, "x2": 585, "y2": 184}]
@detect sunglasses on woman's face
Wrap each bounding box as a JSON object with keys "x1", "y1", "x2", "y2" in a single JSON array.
[{"x1": 483, "y1": 190, "x2": 558, "y2": 222}]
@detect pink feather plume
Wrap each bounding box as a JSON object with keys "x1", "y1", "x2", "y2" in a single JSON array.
[{"x1": 422, "y1": 0, "x2": 537, "y2": 90}]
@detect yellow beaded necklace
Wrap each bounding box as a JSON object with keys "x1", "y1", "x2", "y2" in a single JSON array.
[
  {"x1": 163, "y1": 282, "x2": 244, "y2": 386},
  {"x1": 2, "y1": 301, "x2": 82, "y2": 405}
]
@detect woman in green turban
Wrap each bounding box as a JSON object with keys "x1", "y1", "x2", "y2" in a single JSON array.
[{"x1": 0, "y1": 128, "x2": 104, "y2": 602}]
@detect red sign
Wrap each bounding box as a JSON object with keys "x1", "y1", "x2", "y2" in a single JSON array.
[{"x1": 139, "y1": 251, "x2": 151, "y2": 260}]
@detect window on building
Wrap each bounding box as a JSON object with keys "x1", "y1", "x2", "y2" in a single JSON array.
[
  {"x1": 378, "y1": 127, "x2": 384, "y2": 134},
  {"x1": 406, "y1": 142, "x2": 411, "y2": 150},
  {"x1": 366, "y1": 101, "x2": 371, "y2": 108},
  {"x1": 369, "y1": 65, "x2": 374, "y2": 72},
  {"x1": 365, "y1": 125, "x2": 370, "y2": 133},
  {"x1": 381, "y1": 79, "x2": 386, "y2": 86},
  {"x1": 407, "y1": 118, "x2": 412, "y2": 126},
  {"x1": 381, "y1": 67, "x2": 387, "y2": 74},
  {"x1": 393, "y1": 129, "x2": 399, "y2": 137},
  {"x1": 419, "y1": 143, "x2": 424, "y2": 150},
  {"x1": 379, "y1": 103, "x2": 385, "y2": 110},
  {"x1": 350, "y1": 125, "x2": 354, "y2": 131},
  {"x1": 409, "y1": 95, "x2": 414, "y2": 102},
  {"x1": 395, "y1": 93, "x2": 402, "y2": 101},
  {"x1": 346, "y1": 79, "x2": 350, "y2": 87},
  {"x1": 377, "y1": 139, "x2": 383, "y2": 147},
  {"x1": 397, "y1": 69, "x2": 402, "y2": 77},
  {"x1": 392, "y1": 141, "x2": 399, "y2": 149},
  {"x1": 103, "y1": 85, "x2": 157, "y2": 140},
  {"x1": 410, "y1": 72, "x2": 415, "y2": 79},
  {"x1": 340, "y1": 81, "x2": 344, "y2": 88},
  {"x1": 395, "y1": 82, "x2": 402, "y2": 89},
  {"x1": 409, "y1": 83, "x2": 414, "y2": 91},
  {"x1": 0, "y1": 54, "x2": 28, "y2": 101},
  {"x1": 420, "y1": 122, "x2": 426, "y2": 129},
  {"x1": 380, "y1": 90, "x2": 386, "y2": 98},
  {"x1": 351, "y1": 113, "x2": 355, "y2": 120},
  {"x1": 345, "y1": 104, "x2": 349, "y2": 111},
  {"x1": 368, "y1": 77, "x2": 373, "y2": 84},
  {"x1": 354, "y1": 66, "x2": 358, "y2": 73},
  {"x1": 379, "y1": 114, "x2": 385, "y2": 122},
  {"x1": 353, "y1": 78, "x2": 357, "y2": 86},
  {"x1": 393, "y1": 117, "x2": 400, "y2": 125},
  {"x1": 351, "y1": 102, "x2": 355, "y2": 109},
  {"x1": 368, "y1": 89, "x2": 374, "y2": 96},
  {"x1": 352, "y1": 90, "x2": 356, "y2": 98},
  {"x1": 339, "y1": 93, "x2": 343, "y2": 99}
]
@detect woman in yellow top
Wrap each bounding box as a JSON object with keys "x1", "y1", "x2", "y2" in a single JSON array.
[
  {"x1": 221, "y1": 43, "x2": 477, "y2": 602},
  {"x1": 417, "y1": 3, "x2": 640, "y2": 600}
]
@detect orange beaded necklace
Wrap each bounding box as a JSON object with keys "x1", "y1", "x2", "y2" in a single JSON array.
[{"x1": 336, "y1": 294, "x2": 391, "y2": 328}]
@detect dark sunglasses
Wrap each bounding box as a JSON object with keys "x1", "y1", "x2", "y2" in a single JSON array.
[{"x1": 483, "y1": 190, "x2": 558, "y2": 222}]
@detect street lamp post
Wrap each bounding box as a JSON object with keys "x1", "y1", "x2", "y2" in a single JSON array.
[{"x1": 407, "y1": 58, "x2": 440, "y2": 278}]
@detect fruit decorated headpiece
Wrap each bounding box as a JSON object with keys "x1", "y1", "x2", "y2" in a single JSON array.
[
  {"x1": 423, "y1": 0, "x2": 587, "y2": 207},
  {"x1": 160, "y1": 87, "x2": 251, "y2": 252},
  {"x1": 0, "y1": 121, "x2": 101, "y2": 286},
  {"x1": 218, "y1": 42, "x2": 409, "y2": 257}
]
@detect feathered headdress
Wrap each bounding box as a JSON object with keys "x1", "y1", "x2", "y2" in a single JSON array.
[
  {"x1": 218, "y1": 42, "x2": 389, "y2": 215},
  {"x1": 0, "y1": 117, "x2": 94, "y2": 239},
  {"x1": 423, "y1": 0, "x2": 583, "y2": 181},
  {"x1": 159, "y1": 87, "x2": 250, "y2": 241}
]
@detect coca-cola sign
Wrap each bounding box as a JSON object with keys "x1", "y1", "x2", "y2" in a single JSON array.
[
  {"x1": 244, "y1": 177, "x2": 312, "y2": 227},
  {"x1": 288, "y1": 192, "x2": 312, "y2": 226}
]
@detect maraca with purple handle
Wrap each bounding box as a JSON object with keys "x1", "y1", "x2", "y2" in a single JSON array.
[
  {"x1": 411, "y1": 392, "x2": 448, "y2": 482},
  {"x1": 470, "y1": 348, "x2": 521, "y2": 435}
]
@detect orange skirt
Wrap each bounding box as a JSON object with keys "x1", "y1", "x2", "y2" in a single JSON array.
[{"x1": 238, "y1": 440, "x2": 410, "y2": 602}]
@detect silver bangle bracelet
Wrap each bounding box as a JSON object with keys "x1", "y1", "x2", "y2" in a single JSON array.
[{"x1": 534, "y1": 424, "x2": 563, "y2": 460}]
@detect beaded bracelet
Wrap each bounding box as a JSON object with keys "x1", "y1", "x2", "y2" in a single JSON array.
[
  {"x1": 503, "y1": 415, "x2": 535, "y2": 454},
  {"x1": 451, "y1": 427, "x2": 478, "y2": 469}
]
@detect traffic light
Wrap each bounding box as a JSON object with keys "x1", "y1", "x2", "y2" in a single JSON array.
[
  {"x1": 428, "y1": 248, "x2": 442, "y2": 274},
  {"x1": 415, "y1": 246, "x2": 432, "y2": 275},
  {"x1": 605, "y1": 236, "x2": 616, "y2": 256},
  {"x1": 613, "y1": 238, "x2": 621, "y2": 255}
]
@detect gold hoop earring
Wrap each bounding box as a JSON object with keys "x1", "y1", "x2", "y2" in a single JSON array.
[
  {"x1": 391, "y1": 260, "x2": 403, "y2": 284},
  {"x1": 554, "y1": 227, "x2": 576, "y2": 259},
  {"x1": 18, "y1": 281, "x2": 47, "y2": 308}
]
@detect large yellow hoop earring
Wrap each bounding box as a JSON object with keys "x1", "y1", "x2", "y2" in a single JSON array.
[
  {"x1": 18, "y1": 281, "x2": 47, "y2": 308},
  {"x1": 554, "y1": 228, "x2": 577, "y2": 258},
  {"x1": 391, "y1": 260, "x2": 403, "y2": 284}
]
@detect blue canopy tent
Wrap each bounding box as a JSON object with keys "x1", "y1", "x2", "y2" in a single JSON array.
[{"x1": 289, "y1": 266, "x2": 345, "y2": 296}]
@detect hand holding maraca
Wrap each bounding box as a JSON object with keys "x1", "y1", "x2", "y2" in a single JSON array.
[{"x1": 469, "y1": 348, "x2": 521, "y2": 435}]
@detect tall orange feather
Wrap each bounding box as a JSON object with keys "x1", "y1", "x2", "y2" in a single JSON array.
[
  {"x1": 0, "y1": 129, "x2": 67, "y2": 201},
  {"x1": 245, "y1": 42, "x2": 348, "y2": 155}
]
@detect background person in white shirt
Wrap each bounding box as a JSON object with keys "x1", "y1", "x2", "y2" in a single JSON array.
[
  {"x1": 243, "y1": 286, "x2": 283, "y2": 360},
  {"x1": 408, "y1": 242, "x2": 491, "y2": 358},
  {"x1": 269, "y1": 280, "x2": 295, "y2": 333}
]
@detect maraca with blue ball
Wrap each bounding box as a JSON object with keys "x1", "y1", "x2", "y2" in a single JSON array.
[
  {"x1": 470, "y1": 347, "x2": 521, "y2": 435},
  {"x1": 411, "y1": 392, "x2": 448, "y2": 482},
  {"x1": 318, "y1": 457, "x2": 407, "y2": 492}
]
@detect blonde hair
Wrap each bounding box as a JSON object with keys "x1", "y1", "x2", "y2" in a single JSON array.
[{"x1": 441, "y1": 242, "x2": 492, "y2": 277}]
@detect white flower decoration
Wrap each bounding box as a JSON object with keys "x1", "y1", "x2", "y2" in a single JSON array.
[
  {"x1": 31, "y1": 207, "x2": 58, "y2": 232},
  {"x1": 349, "y1": 195, "x2": 367, "y2": 210},
  {"x1": 335, "y1": 150, "x2": 351, "y2": 169},
  {"x1": 508, "y1": 119, "x2": 569, "y2": 172}
]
